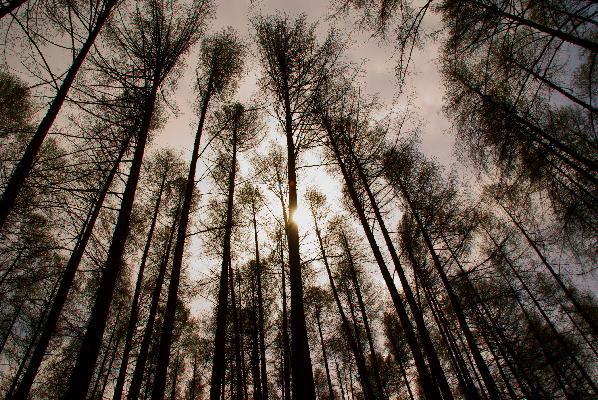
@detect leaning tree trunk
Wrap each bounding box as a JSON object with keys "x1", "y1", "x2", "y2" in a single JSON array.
[
  {"x1": 113, "y1": 172, "x2": 167, "y2": 400},
  {"x1": 342, "y1": 233, "x2": 386, "y2": 399},
  {"x1": 394, "y1": 178, "x2": 501, "y2": 400},
  {"x1": 11, "y1": 133, "x2": 131, "y2": 400},
  {"x1": 153, "y1": 74, "x2": 215, "y2": 400},
  {"x1": 127, "y1": 202, "x2": 180, "y2": 400},
  {"x1": 315, "y1": 309, "x2": 335, "y2": 400},
  {"x1": 0, "y1": 0, "x2": 118, "y2": 230}
]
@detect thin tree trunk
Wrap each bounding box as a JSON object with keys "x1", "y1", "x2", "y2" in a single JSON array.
[
  {"x1": 170, "y1": 353, "x2": 181, "y2": 400},
  {"x1": 156, "y1": 74, "x2": 214, "y2": 400},
  {"x1": 486, "y1": 229, "x2": 597, "y2": 393},
  {"x1": 6, "y1": 279, "x2": 60, "y2": 399},
  {"x1": 440, "y1": 233, "x2": 543, "y2": 399},
  {"x1": 127, "y1": 203, "x2": 180, "y2": 400},
  {"x1": 0, "y1": 299, "x2": 23, "y2": 355},
  {"x1": 99, "y1": 331, "x2": 124, "y2": 400},
  {"x1": 0, "y1": 0, "x2": 118, "y2": 229},
  {"x1": 230, "y1": 262, "x2": 244, "y2": 400},
  {"x1": 209, "y1": 123, "x2": 239, "y2": 400},
  {"x1": 315, "y1": 310, "x2": 335, "y2": 400},
  {"x1": 113, "y1": 173, "x2": 167, "y2": 400},
  {"x1": 251, "y1": 280, "x2": 263, "y2": 400},
  {"x1": 11, "y1": 133, "x2": 131, "y2": 400},
  {"x1": 90, "y1": 307, "x2": 122, "y2": 400},
  {"x1": 252, "y1": 200, "x2": 268, "y2": 400}
]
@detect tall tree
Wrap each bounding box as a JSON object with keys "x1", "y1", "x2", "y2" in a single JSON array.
[
  {"x1": 253, "y1": 15, "x2": 343, "y2": 399},
  {"x1": 152, "y1": 29, "x2": 245, "y2": 400}
]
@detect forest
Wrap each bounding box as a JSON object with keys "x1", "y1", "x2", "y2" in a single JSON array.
[{"x1": 0, "y1": 0, "x2": 596, "y2": 399}]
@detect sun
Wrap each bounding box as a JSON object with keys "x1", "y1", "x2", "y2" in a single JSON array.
[{"x1": 289, "y1": 204, "x2": 312, "y2": 230}]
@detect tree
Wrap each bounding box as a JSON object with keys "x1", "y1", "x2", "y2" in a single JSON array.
[
  {"x1": 153, "y1": 29, "x2": 245, "y2": 400},
  {"x1": 253, "y1": 14, "x2": 344, "y2": 398}
]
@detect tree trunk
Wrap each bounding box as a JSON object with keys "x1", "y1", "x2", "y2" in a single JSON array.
[
  {"x1": 396, "y1": 178, "x2": 501, "y2": 400},
  {"x1": 279, "y1": 231, "x2": 291, "y2": 400},
  {"x1": 486, "y1": 229, "x2": 597, "y2": 394},
  {"x1": 315, "y1": 310, "x2": 335, "y2": 400},
  {"x1": 230, "y1": 262, "x2": 244, "y2": 400},
  {"x1": 11, "y1": 133, "x2": 131, "y2": 400},
  {"x1": 251, "y1": 280, "x2": 263, "y2": 400},
  {"x1": 209, "y1": 124, "x2": 239, "y2": 400},
  {"x1": 127, "y1": 204, "x2": 180, "y2": 400},
  {"x1": 0, "y1": 0, "x2": 118, "y2": 230},
  {"x1": 155, "y1": 73, "x2": 214, "y2": 400},
  {"x1": 90, "y1": 307, "x2": 122, "y2": 400},
  {"x1": 280, "y1": 68, "x2": 316, "y2": 399},
  {"x1": 252, "y1": 200, "x2": 268, "y2": 400},
  {"x1": 113, "y1": 173, "x2": 167, "y2": 400}
]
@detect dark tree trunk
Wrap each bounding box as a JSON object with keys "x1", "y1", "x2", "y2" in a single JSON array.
[
  {"x1": 252, "y1": 200, "x2": 268, "y2": 400},
  {"x1": 0, "y1": 299, "x2": 23, "y2": 355},
  {"x1": 62, "y1": 82, "x2": 158, "y2": 400},
  {"x1": 251, "y1": 280, "x2": 263, "y2": 400},
  {"x1": 279, "y1": 232, "x2": 291, "y2": 400},
  {"x1": 11, "y1": 134, "x2": 131, "y2": 400},
  {"x1": 127, "y1": 204, "x2": 180, "y2": 400},
  {"x1": 315, "y1": 310, "x2": 335, "y2": 400},
  {"x1": 113, "y1": 173, "x2": 167, "y2": 400},
  {"x1": 279, "y1": 68, "x2": 316, "y2": 399},
  {"x1": 209, "y1": 124, "x2": 239, "y2": 400},
  {"x1": 486, "y1": 229, "x2": 597, "y2": 394},
  {"x1": 6, "y1": 279, "x2": 59, "y2": 399},
  {"x1": 440, "y1": 233, "x2": 544, "y2": 399},
  {"x1": 230, "y1": 262, "x2": 244, "y2": 400},
  {"x1": 155, "y1": 74, "x2": 214, "y2": 400},
  {"x1": 90, "y1": 307, "x2": 122, "y2": 400},
  {"x1": 342, "y1": 233, "x2": 386, "y2": 399},
  {"x1": 321, "y1": 116, "x2": 442, "y2": 400},
  {"x1": 170, "y1": 353, "x2": 181, "y2": 400},
  {"x1": 0, "y1": 0, "x2": 118, "y2": 230}
]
